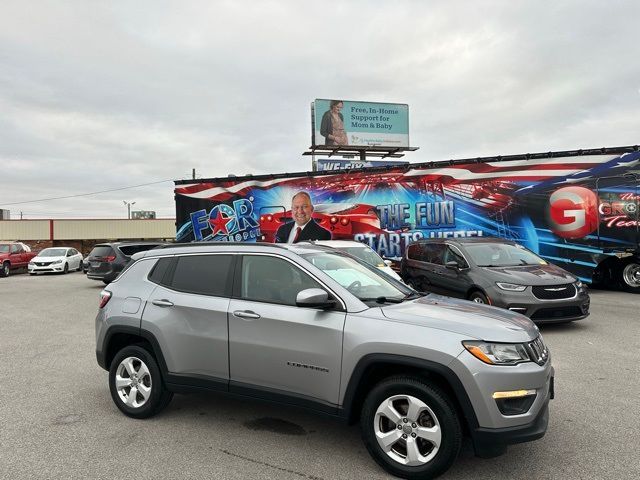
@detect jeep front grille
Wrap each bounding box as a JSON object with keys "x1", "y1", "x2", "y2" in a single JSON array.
[{"x1": 527, "y1": 336, "x2": 549, "y2": 365}]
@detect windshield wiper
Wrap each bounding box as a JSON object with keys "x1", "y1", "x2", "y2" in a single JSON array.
[
  {"x1": 477, "y1": 264, "x2": 520, "y2": 267},
  {"x1": 403, "y1": 291, "x2": 423, "y2": 300},
  {"x1": 360, "y1": 296, "x2": 405, "y2": 304}
]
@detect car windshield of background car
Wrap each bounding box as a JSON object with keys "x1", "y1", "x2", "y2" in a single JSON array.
[
  {"x1": 0, "y1": 245, "x2": 9, "y2": 253},
  {"x1": 301, "y1": 252, "x2": 408, "y2": 302},
  {"x1": 342, "y1": 247, "x2": 386, "y2": 267},
  {"x1": 466, "y1": 243, "x2": 547, "y2": 267},
  {"x1": 39, "y1": 248, "x2": 67, "y2": 257}
]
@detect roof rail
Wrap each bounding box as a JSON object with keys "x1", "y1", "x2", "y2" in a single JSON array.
[{"x1": 155, "y1": 241, "x2": 287, "y2": 250}]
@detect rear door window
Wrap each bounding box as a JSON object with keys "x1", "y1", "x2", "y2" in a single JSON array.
[
  {"x1": 408, "y1": 243, "x2": 427, "y2": 262},
  {"x1": 166, "y1": 254, "x2": 234, "y2": 297},
  {"x1": 423, "y1": 244, "x2": 446, "y2": 265}
]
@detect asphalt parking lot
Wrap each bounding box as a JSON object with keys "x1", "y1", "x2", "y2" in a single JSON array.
[{"x1": 1, "y1": 272, "x2": 639, "y2": 480}]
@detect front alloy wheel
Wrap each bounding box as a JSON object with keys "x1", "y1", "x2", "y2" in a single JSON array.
[
  {"x1": 374, "y1": 394, "x2": 442, "y2": 466},
  {"x1": 469, "y1": 291, "x2": 489, "y2": 304},
  {"x1": 1, "y1": 262, "x2": 9, "y2": 277},
  {"x1": 361, "y1": 376, "x2": 461, "y2": 479}
]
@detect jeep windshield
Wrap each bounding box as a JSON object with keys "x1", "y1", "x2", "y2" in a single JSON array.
[{"x1": 301, "y1": 251, "x2": 413, "y2": 304}]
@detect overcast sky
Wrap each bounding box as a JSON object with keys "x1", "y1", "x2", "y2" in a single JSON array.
[{"x1": 1, "y1": 0, "x2": 638, "y2": 219}]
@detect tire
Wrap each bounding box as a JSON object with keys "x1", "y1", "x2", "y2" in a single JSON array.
[
  {"x1": 360, "y1": 376, "x2": 462, "y2": 480},
  {"x1": 63, "y1": 263, "x2": 69, "y2": 274},
  {"x1": 108, "y1": 345, "x2": 173, "y2": 419},
  {"x1": 619, "y1": 260, "x2": 640, "y2": 293},
  {"x1": 1, "y1": 262, "x2": 10, "y2": 277},
  {"x1": 469, "y1": 291, "x2": 489, "y2": 304}
]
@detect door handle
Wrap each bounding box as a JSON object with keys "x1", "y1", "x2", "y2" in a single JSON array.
[
  {"x1": 152, "y1": 299, "x2": 174, "y2": 307},
  {"x1": 233, "y1": 310, "x2": 261, "y2": 320}
]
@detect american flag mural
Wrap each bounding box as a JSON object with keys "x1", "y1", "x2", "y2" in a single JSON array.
[{"x1": 175, "y1": 148, "x2": 640, "y2": 282}]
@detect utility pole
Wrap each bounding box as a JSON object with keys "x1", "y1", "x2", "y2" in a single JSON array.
[
  {"x1": 123, "y1": 201, "x2": 136, "y2": 219},
  {"x1": 192, "y1": 168, "x2": 196, "y2": 180}
]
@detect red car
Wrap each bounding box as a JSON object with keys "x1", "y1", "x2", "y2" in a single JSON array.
[
  {"x1": 0, "y1": 242, "x2": 38, "y2": 277},
  {"x1": 260, "y1": 203, "x2": 383, "y2": 242}
]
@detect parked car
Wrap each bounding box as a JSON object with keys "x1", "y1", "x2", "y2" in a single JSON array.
[
  {"x1": 401, "y1": 238, "x2": 590, "y2": 323},
  {"x1": 86, "y1": 242, "x2": 165, "y2": 284},
  {"x1": 28, "y1": 247, "x2": 83, "y2": 274},
  {"x1": 0, "y1": 242, "x2": 38, "y2": 277},
  {"x1": 310, "y1": 240, "x2": 404, "y2": 282},
  {"x1": 96, "y1": 242, "x2": 553, "y2": 479}
]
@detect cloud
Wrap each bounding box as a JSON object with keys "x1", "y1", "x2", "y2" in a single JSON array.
[{"x1": 0, "y1": 0, "x2": 639, "y2": 218}]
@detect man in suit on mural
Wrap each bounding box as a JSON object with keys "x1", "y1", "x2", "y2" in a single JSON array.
[{"x1": 275, "y1": 191, "x2": 332, "y2": 243}]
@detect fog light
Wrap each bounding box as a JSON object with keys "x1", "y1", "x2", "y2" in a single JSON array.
[
  {"x1": 493, "y1": 389, "x2": 536, "y2": 399},
  {"x1": 493, "y1": 389, "x2": 537, "y2": 415}
]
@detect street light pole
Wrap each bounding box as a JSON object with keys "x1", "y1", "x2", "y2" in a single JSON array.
[{"x1": 123, "y1": 200, "x2": 136, "y2": 219}]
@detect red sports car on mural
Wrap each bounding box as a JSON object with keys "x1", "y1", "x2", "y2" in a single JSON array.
[{"x1": 259, "y1": 203, "x2": 383, "y2": 242}]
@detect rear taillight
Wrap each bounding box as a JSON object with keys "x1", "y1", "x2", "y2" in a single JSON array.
[
  {"x1": 104, "y1": 255, "x2": 116, "y2": 262},
  {"x1": 99, "y1": 290, "x2": 112, "y2": 308}
]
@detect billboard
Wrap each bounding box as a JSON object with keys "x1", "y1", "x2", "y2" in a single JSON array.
[
  {"x1": 175, "y1": 151, "x2": 639, "y2": 281},
  {"x1": 312, "y1": 99, "x2": 409, "y2": 148},
  {"x1": 315, "y1": 159, "x2": 409, "y2": 171}
]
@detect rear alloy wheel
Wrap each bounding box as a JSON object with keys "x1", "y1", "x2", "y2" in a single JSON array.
[
  {"x1": 469, "y1": 291, "x2": 489, "y2": 304},
  {"x1": 109, "y1": 345, "x2": 173, "y2": 419},
  {"x1": 620, "y1": 261, "x2": 640, "y2": 293},
  {"x1": 1, "y1": 262, "x2": 10, "y2": 277},
  {"x1": 360, "y1": 376, "x2": 462, "y2": 479}
]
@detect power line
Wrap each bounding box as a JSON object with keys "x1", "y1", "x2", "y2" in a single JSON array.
[{"x1": 0, "y1": 179, "x2": 174, "y2": 206}]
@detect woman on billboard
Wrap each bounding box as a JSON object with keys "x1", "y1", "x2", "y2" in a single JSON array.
[{"x1": 320, "y1": 100, "x2": 348, "y2": 146}]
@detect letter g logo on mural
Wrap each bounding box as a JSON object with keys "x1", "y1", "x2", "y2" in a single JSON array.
[{"x1": 548, "y1": 186, "x2": 598, "y2": 239}]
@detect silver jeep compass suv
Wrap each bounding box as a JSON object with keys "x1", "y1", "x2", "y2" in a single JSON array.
[{"x1": 96, "y1": 242, "x2": 554, "y2": 480}]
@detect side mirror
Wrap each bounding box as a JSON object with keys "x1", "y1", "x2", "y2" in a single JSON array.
[
  {"x1": 296, "y1": 288, "x2": 336, "y2": 309},
  {"x1": 383, "y1": 259, "x2": 393, "y2": 267},
  {"x1": 445, "y1": 260, "x2": 460, "y2": 270}
]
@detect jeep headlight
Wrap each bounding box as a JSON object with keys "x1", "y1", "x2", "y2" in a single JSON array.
[
  {"x1": 496, "y1": 282, "x2": 527, "y2": 292},
  {"x1": 463, "y1": 341, "x2": 531, "y2": 365}
]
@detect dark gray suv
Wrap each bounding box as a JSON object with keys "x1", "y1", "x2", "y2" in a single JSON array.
[
  {"x1": 86, "y1": 242, "x2": 165, "y2": 284},
  {"x1": 96, "y1": 242, "x2": 554, "y2": 479},
  {"x1": 400, "y1": 238, "x2": 590, "y2": 324}
]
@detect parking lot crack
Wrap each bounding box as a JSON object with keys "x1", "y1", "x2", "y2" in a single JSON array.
[{"x1": 220, "y1": 449, "x2": 324, "y2": 480}]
